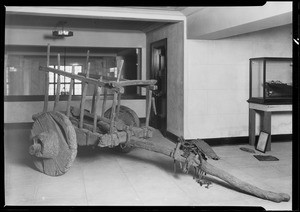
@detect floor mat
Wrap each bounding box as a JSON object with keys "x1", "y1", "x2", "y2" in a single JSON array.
[{"x1": 253, "y1": 155, "x2": 279, "y2": 161}]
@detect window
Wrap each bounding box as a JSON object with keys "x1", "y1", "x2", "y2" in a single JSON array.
[
  {"x1": 109, "y1": 67, "x2": 118, "y2": 78},
  {"x1": 49, "y1": 65, "x2": 82, "y2": 95}
]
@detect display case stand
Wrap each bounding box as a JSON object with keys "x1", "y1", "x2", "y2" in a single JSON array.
[{"x1": 248, "y1": 103, "x2": 292, "y2": 151}]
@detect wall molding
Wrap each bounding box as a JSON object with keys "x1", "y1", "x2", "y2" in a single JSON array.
[{"x1": 4, "y1": 94, "x2": 146, "y2": 102}]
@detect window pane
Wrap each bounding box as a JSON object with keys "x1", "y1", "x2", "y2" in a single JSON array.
[
  {"x1": 74, "y1": 66, "x2": 82, "y2": 83},
  {"x1": 49, "y1": 84, "x2": 54, "y2": 95},
  {"x1": 74, "y1": 84, "x2": 82, "y2": 95},
  {"x1": 59, "y1": 75, "x2": 65, "y2": 83},
  {"x1": 61, "y1": 84, "x2": 70, "y2": 95},
  {"x1": 65, "y1": 66, "x2": 72, "y2": 73},
  {"x1": 75, "y1": 66, "x2": 82, "y2": 74},
  {"x1": 64, "y1": 84, "x2": 70, "y2": 93},
  {"x1": 49, "y1": 72, "x2": 54, "y2": 83},
  {"x1": 65, "y1": 76, "x2": 71, "y2": 83}
]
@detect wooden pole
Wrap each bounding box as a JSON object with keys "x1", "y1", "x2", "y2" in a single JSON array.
[
  {"x1": 145, "y1": 86, "x2": 152, "y2": 128},
  {"x1": 101, "y1": 88, "x2": 107, "y2": 117},
  {"x1": 126, "y1": 138, "x2": 290, "y2": 203},
  {"x1": 117, "y1": 59, "x2": 124, "y2": 82},
  {"x1": 66, "y1": 65, "x2": 75, "y2": 117},
  {"x1": 115, "y1": 59, "x2": 124, "y2": 120},
  {"x1": 79, "y1": 62, "x2": 90, "y2": 129},
  {"x1": 109, "y1": 92, "x2": 118, "y2": 133},
  {"x1": 91, "y1": 85, "x2": 97, "y2": 114},
  {"x1": 53, "y1": 53, "x2": 61, "y2": 111},
  {"x1": 92, "y1": 77, "x2": 103, "y2": 133},
  {"x1": 43, "y1": 43, "x2": 50, "y2": 112},
  {"x1": 116, "y1": 93, "x2": 122, "y2": 121},
  {"x1": 199, "y1": 158, "x2": 290, "y2": 203}
]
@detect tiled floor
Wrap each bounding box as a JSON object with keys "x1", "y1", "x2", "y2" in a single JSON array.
[{"x1": 4, "y1": 129, "x2": 292, "y2": 210}]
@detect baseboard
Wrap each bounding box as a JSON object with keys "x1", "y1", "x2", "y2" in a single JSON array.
[
  {"x1": 165, "y1": 131, "x2": 180, "y2": 143},
  {"x1": 164, "y1": 131, "x2": 292, "y2": 147},
  {"x1": 202, "y1": 134, "x2": 292, "y2": 146}
]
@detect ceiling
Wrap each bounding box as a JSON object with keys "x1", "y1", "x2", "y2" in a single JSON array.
[
  {"x1": 5, "y1": 7, "x2": 204, "y2": 32},
  {"x1": 5, "y1": 13, "x2": 172, "y2": 32}
]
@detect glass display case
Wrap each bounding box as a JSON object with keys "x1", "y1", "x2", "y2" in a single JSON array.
[{"x1": 248, "y1": 57, "x2": 292, "y2": 104}]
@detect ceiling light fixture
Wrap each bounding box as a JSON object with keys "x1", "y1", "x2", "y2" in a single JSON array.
[{"x1": 52, "y1": 21, "x2": 73, "y2": 37}]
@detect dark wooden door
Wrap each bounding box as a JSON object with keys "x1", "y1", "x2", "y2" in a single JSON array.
[{"x1": 150, "y1": 39, "x2": 167, "y2": 136}]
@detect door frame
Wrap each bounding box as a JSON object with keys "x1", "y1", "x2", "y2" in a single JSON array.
[{"x1": 150, "y1": 38, "x2": 167, "y2": 135}]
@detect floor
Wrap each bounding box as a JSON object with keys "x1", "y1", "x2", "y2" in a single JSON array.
[{"x1": 4, "y1": 128, "x2": 292, "y2": 210}]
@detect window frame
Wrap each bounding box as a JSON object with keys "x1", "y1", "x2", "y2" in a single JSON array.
[{"x1": 49, "y1": 65, "x2": 83, "y2": 96}]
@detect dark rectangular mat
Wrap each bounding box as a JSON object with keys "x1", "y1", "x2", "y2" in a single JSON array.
[{"x1": 253, "y1": 155, "x2": 279, "y2": 161}]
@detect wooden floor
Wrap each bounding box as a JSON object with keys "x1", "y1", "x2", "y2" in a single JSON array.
[{"x1": 4, "y1": 128, "x2": 292, "y2": 209}]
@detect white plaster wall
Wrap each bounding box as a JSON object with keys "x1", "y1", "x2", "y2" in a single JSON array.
[
  {"x1": 184, "y1": 24, "x2": 292, "y2": 139},
  {"x1": 4, "y1": 99, "x2": 146, "y2": 123},
  {"x1": 146, "y1": 22, "x2": 185, "y2": 136}
]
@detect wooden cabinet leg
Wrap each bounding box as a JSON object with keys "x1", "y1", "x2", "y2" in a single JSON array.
[
  {"x1": 249, "y1": 108, "x2": 256, "y2": 146},
  {"x1": 262, "y1": 111, "x2": 272, "y2": 151}
]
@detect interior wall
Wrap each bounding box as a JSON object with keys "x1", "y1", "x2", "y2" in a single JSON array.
[
  {"x1": 146, "y1": 22, "x2": 184, "y2": 136},
  {"x1": 5, "y1": 25, "x2": 147, "y2": 123},
  {"x1": 185, "y1": 24, "x2": 292, "y2": 139},
  {"x1": 4, "y1": 99, "x2": 146, "y2": 123}
]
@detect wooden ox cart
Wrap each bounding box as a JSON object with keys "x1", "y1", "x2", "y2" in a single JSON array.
[{"x1": 28, "y1": 44, "x2": 290, "y2": 203}]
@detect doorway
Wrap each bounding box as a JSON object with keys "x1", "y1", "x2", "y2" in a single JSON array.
[{"x1": 150, "y1": 38, "x2": 167, "y2": 136}]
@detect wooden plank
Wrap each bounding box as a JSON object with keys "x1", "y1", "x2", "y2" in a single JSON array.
[
  {"x1": 39, "y1": 66, "x2": 123, "y2": 93},
  {"x1": 79, "y1": 73, "x2": 128, "y2": 82},
  {"x1": 145, "y1": 87, "x2": 152, "y2": 128},
  {"x1": 53, "y1": 53, "x2": 61, "y2": 111},
  {"x1": 43, "y1": 43, "x2": 50, "y2": 112},
  {"x1": 66, "y1": 65, "x2": 75, "y2": 117},
  {"x1": 79, "y1": 62, "x2": 90, "y2": 129},
  {"x1": 110, "y1": 80, "x2": 157, "y2": 88}
]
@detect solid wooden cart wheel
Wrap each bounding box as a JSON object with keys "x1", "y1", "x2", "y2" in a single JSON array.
[
  {"x1": 29, "y1": 111, "x2": 77, "y2": 176},
  {"x1": 104, "y1": 105, "x2": 140, "y2": 153}
]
